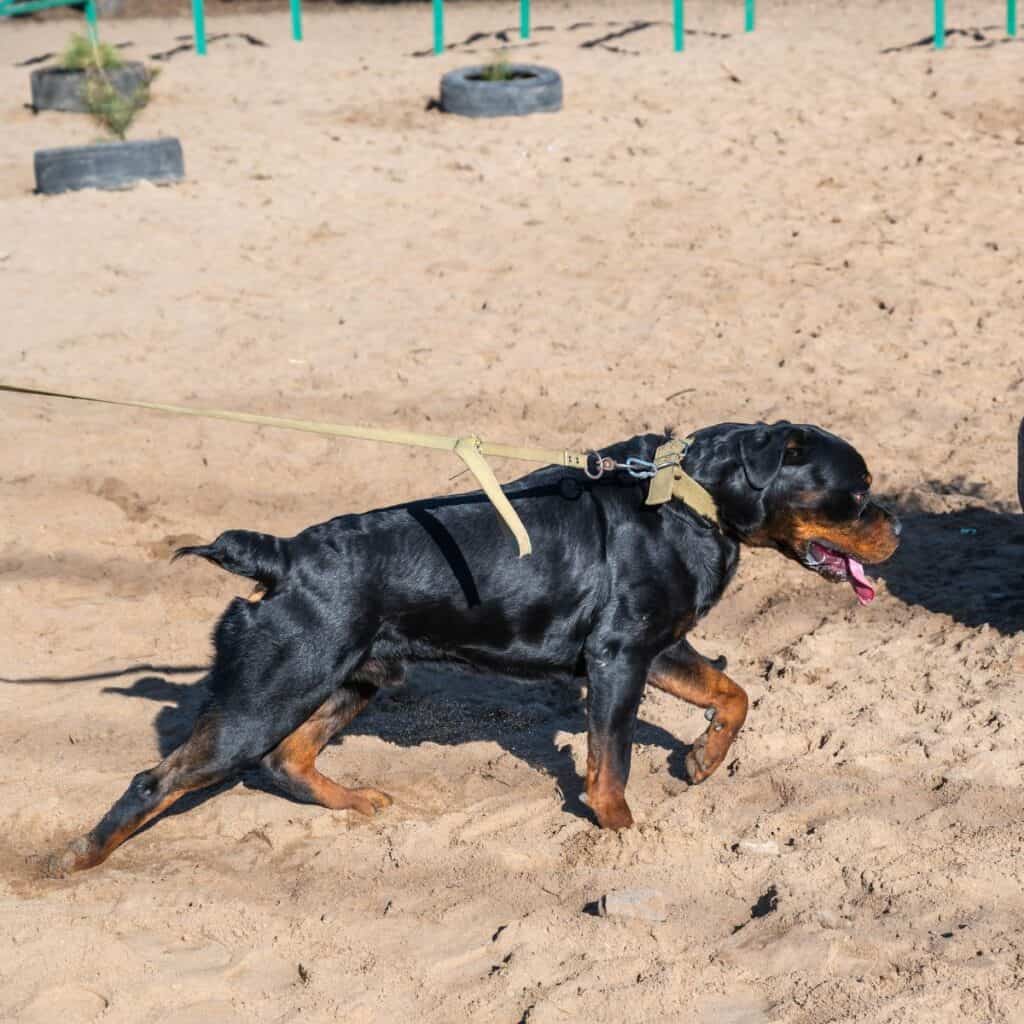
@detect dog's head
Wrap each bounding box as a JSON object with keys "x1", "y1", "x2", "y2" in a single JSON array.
[{"x1": 687, "y1": 421, "x2": 901, "y2": 604}]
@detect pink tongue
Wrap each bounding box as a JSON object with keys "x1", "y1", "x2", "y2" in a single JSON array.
[{"x1": 844, "y1": 555, "x2": 875, "y2": 605}]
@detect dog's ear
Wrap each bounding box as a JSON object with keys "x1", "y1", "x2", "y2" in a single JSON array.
[{"x1": 739, "y1": 422, "x2": 796, "y2": 490}]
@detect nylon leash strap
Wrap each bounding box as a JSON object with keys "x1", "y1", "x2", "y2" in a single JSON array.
[{"x1": 0, "y1": 382, "x2": 719, "y2": 555}]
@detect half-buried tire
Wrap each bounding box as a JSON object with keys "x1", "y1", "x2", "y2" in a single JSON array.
[
  {"x1": 30, "y1": 63, "x2": 150, "y2": 114},
  {"x1": 440, "y1": 64, "x2": 562, "y2": 118},
  {"x1": 34, "y1": 138, "x2": 184, "y2": 195}
]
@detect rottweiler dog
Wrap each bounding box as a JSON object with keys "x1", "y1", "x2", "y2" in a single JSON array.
[{"x1": 47, "y1": 420, "x2": 900, "y2": 875}]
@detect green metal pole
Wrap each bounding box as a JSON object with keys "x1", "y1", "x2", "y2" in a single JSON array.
[
  {"x1": 84, "y1": 0, "x2": 98, "y2": 40},
  {"x1": 290, "y1": 0, "x2": 302, "y2": 40},
  {"x1": 1009, "y1": 0, "x2": 1018, "y2": 35},
  {"x1": 674, "y1": 0, "x2": 684, "y2": 50},
  {"x1": 192, "y1": 0, "x2": 207, "y2": 55},
  {"x1": 433, "y1": 0, "x2": 444, "y2": 54},
  {"x1": 745, "y1": 0, "x2": 754, "y2": 31},
  {"x1": 520, "y1": 0, "x2": 530, "y2": 39},
  {"x1": 934, "y1": 0, "x2": 945, "y2": 47}
]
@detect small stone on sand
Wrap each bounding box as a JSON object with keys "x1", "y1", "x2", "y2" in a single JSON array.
[
  {"x1": 735, "y1": 839, "x2": 781, "y2": 857},
  {"x1": 597, "y1": 889, "x2": 669, "y2": 922}
]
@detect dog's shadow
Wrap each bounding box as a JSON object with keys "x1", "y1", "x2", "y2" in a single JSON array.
[
  {"x1": 104, "y1": 667, "x2": 694, "y2": 824},
  {"x1": 873, "y1": 502, "x2": 1024, "y2": 635}
]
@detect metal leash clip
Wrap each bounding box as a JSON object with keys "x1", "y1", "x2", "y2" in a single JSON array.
[
  {"x1": 584, "y1": 452, "x2": 684, "y2": 481},
  {"x1": 621, "y1": 457, "x2": 660, "y2": 479}
]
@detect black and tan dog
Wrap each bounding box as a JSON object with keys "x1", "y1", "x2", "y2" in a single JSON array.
[{"x1": 47, "y1": 420, "x2": 900, "y2": 875}]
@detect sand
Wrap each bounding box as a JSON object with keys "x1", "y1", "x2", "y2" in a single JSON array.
[{"x1": 1, "y1": 1, "x2": 1023, "y2": 1020}]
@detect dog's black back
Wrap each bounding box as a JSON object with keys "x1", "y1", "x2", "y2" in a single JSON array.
[{"x1": 184, "y1": 433, "x2": 737, "y2": 683}]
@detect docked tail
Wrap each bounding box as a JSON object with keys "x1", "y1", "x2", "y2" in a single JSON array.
[{"x1": 173, "y1": 530, "x2": 289, "y2": 587}]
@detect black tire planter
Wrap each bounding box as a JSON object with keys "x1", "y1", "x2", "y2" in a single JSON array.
[
  {"x1": 34, "y1": 138, "x2": 184, "y2": 195},
  {"x1": 30, "y1": 63, "x2": 150, "y2": 114},
  {"x1": 440, "y1": 64, "x2": 562, "y2": 118}
]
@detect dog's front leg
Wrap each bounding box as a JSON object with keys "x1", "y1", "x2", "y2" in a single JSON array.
[
  {"x1": 583, "y1": 649, "x2": 649, "y2": 830},
  {"x1": 648, "y1": 641, "x2": 749, "y2": 784}
]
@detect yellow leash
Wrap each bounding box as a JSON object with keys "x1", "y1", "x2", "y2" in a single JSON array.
[{"x1": 0, "y1": 382, "x2": 718, "y2": 556}]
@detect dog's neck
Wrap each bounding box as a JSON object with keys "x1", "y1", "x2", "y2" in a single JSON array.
[{"x1": 681, "y1": 431, "x2": 764, "y2": 538}]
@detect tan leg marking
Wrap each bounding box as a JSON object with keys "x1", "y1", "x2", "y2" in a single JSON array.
[
  {"x1": 585, "y1": 742, "x2": 635, "y2": 829},
  {"x1": 649, "y1": 653, "x2": 748, "y2": 784},
  {"x1": 262, "y1": 688, "x2": 391, "y2": 816},
  {"x1": 44, "y1": 716, "x2": 224, "y2": 877}
]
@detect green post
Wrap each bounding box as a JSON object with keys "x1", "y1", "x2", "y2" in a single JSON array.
[
  {"x1": 192, "y1": 0, "x2": 207, "y2": 55},
  {"x1": 520, "y1": 0, "x2": 530, "y2": 39},
  {"x1": 745, "y1": 0, "x2": 754, "y2": 31},
  {"x1": 290, "y1": 0, "x2": 302, "y2": 40},
  {"x1": 1009, "y1": 0, "x2": 1018, "y2": 35},
  {"x1": 934, "y1": 0, "x2": 945, "y2": 47},
  {"x1": 433, "y1": 0, "x2": 444, "y2": 54},
  {"x1": 674, "y1": 0, "x2": 684, "y2": 50},
  {"x1": 84, "y1": 0, "x2": 98, "y2": 40}
]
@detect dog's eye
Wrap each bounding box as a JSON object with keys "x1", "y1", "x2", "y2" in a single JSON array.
[{"x1": 782, "y1": 444, "x2": 806, "y2": 465}]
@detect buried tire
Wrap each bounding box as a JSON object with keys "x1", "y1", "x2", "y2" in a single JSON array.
[
  {"x1": 34, "y1": 138, "x2": 184, "y2": 195},
  {"x1": 440, "y1": 64, "x2": 562, "y2": 118},
  {"x1": 30, "y1": 63, "x2": 150, "y2": 114}
]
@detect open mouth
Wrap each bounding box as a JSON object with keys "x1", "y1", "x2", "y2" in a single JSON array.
[{"x1": 803, "y1": 541, "x2": 876, "y2": 605}]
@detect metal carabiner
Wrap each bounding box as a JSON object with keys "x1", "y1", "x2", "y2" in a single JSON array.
[{"x1": 622, "y1": 457, "x2": 659, "y2": 479}]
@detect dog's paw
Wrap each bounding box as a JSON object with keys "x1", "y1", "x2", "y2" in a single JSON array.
[
  {"x1": 349, "y1": 788, "x2": 393, "y2": 816},
  {"x1": 685, "y1": 734, "x2": 712, "y2": 785},
  {"x1": 41, "y1": 836, "x2": 95, "y2": 878},
  {"x1": 585, "y1": 793, "x2": 634, "y2": 830},
  {"x1": 596, "y1": 801, "x2": 635, "y2": 830}
]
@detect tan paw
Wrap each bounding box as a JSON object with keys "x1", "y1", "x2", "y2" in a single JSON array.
[
  {"x1": 350, "y1": 788, "x2": 393, "y2": 816},
  {"x1": 591, "y1": 796, "x2": 635, "y2": 830},
  {"x1": 41, "y1": 836, "x2": 96, "y2": 878},
  {"x1": 685, "y1": 734, "x2": 712, "y2": 784}
]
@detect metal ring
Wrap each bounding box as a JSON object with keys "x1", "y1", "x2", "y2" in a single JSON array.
[{"x1": 584, "y1": 451, "x2": 605, "y2": 479}]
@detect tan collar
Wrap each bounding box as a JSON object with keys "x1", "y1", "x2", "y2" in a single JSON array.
[{"x1": 643, "y1": 438, "x2": 720, "y2": 525}]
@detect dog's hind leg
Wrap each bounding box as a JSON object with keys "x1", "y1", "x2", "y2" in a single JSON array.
[
  {"x1": 647, "y1": 640, "x2": 749, "y2": 785},
  {"x1": 45, "y1": 679, "x2": 365, "y2": 876},
  {"x1": 44, "y1": 710, "x2": 233, "y2": 877},
  {"x1": 46, "y1": 598, "x2": 380, "y2": 875},
  {"x1": 260, "y1": 677, "x2": 392, "y2": 816}
]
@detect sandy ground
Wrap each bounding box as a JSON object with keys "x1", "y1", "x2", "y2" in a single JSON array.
[{"x1": 1, "y1": 1, "x2": 1024, "y2": 1020}]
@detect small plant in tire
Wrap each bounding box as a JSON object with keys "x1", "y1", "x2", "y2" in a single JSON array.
[
  {"x1": 65, "y1": 33, "x2": 154, "y2": 139},
  {"x1": 61, "y1": 32, "x2": 122, "y2": 73},
  {"x1": 33, "y1": 32, "x2": 183, "y2": 196},
  {"x1": 439, "y1": 53, "x2": 562, "y2": 118}
]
